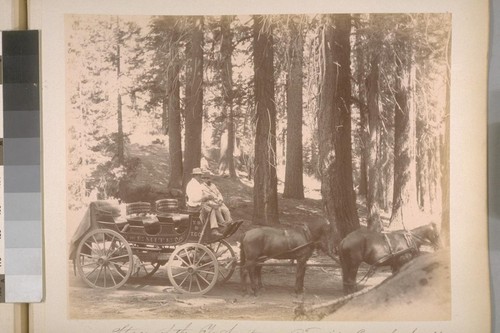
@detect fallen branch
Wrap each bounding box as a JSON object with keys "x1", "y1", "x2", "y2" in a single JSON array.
[{"x1": 294, "y1": 283, "x2": 380, "y2": 321}]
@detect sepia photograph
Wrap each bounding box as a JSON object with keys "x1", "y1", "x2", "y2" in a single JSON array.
[{"x1": 64, "y1": 13, "x2": 452, "y2": 322}]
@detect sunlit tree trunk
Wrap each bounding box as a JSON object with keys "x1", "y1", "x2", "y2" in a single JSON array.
[
  {"x1": 183, "y1": 16, "x2": 204, "y2": 187},
  {"x1": 168, "y1": 61, "x2": 183, "y2": 190}
]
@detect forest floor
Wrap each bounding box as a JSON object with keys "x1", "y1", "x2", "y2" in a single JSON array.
[{"x1": 68, "y1": 142, "x2": 450, "y2": 322}]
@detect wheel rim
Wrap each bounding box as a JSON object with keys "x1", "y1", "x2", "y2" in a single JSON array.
[
  {"x1": 76, "y1": 229, "x2": 133, "y2": 289},
  {"x1": 167, "y1": 243, "x2": 219, "y2": 295},
  {"x1": 208, "y1": 240, "x2": 236, "y2": 283}
]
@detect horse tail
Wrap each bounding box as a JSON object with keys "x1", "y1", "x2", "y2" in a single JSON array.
[
  {"x1": 239, "y1": 234, "x2": 249, "y2": 292},
  {"x1": 239, "y1": 238, "x2": 246, "y2": 267}
]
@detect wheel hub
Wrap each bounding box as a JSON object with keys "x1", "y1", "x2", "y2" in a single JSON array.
[{"x1": 97, "y1": 256, "x2": 108, "y2": 265}]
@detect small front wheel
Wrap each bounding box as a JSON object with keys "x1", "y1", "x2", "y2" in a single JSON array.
[
  {"x1": 167, "y1": 243, "x2": 219, "y2": 295},
  {"x1": 207, "y1": 240, "x2": 236, "y2": 284}
]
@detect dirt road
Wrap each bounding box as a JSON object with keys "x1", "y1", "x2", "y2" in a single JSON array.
[{"x1": 68, "y1": 254, "x2": 390, "y2": 321}]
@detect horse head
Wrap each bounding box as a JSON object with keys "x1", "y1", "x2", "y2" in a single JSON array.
[
  {"x1": 305, "y1": 218, "x2": 336, "y2": 259},
  {"x1": 412, "y1": 222, "x2": 441, "y2": 250}
]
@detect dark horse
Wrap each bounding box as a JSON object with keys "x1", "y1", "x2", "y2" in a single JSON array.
[
  {"x1": 239, "y1": 218, "x2": 332, "y2": 296},
  {"x1": 339, "y1": 223, "x2": 441, "y2": 294}
]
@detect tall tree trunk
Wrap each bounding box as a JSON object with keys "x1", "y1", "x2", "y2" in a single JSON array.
[
  {"x1": 389, "y1": 34, "x2": 420, "y2": 230},
  {"x1": 356, "y1": 20, "x2": 368, "y2": 198},
  {"x1": 366, "y1": 56, "x2": 382, "y2": 232},
  {"x1": 220, "y1": 15, "x2": 237, "y2": 178},
  {"x1": 183, "y1": 16, "x2": 204, "y2": 187},
  {"x1": 116, "y1": 17, "x2": 125, "y2": 166},
  {"x1": 253, "y1": 15, "x2": 279, "y2": 224},
  {"x1": 318, "y1": 14, "x2": 359, "y2": 243},
  {"x1": 283, "y1": 16, "x2": 304, "y2": 199},
  {"x1": 168, "y1": 62, "x2": 183, "y2": 190}
]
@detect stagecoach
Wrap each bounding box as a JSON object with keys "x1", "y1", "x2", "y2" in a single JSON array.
[{"x1": 72, "y1": 199, "x2": 243, "y2": 295}]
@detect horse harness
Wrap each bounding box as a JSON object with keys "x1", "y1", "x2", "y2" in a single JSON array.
[
  {"x1": 257, "y1": 224, "x2": 315, "y2": 262},
  {"x1": 284, "y1": 224, "x2": 313, "y2": 250},
  {"x1": 379, "y1": 230, "x2": 420, "y2": 266}
]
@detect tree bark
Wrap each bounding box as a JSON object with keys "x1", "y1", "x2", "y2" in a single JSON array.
[
  {"x1": 183, "y1": 16, "x2": 204, "y2": 187},
  {"x1": 389, "y1": 33, "x2": 420, "y2": 230},
  {"x1": 283, "y1": 17, "x2": 304, "y2": 199},
  {"x1": 252, "y1": 15, "x2": 279, "y2": 224},
  {"x1": 318, "y1": 14, "x2": 359, "y2": 243},
  {"x1": 220, "y1": 15, "x2": 237, "y2": 178},
  {"x1": 366, "y1": 56, "x2": 382, "y2": 232},
  {"x1": 168, "y1": 60, "x2": 183, "y2": 190}
]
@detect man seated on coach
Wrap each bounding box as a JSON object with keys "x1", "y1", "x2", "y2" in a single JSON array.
[{"x1": 185, "y1": 167, "x2": 223, "y2": 237}]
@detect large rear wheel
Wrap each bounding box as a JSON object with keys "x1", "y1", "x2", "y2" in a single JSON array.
[{"x1": 75, "y1": 229, "x2": 133, "y2": 289}]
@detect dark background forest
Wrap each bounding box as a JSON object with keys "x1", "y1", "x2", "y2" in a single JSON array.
[{"x1": 65, "y1": 13, "x2": 451, "y2": 244}]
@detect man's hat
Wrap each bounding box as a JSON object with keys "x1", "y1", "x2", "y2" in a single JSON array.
[{"x1": 192, "y1": 167, "x2": 203, "y2": 175}]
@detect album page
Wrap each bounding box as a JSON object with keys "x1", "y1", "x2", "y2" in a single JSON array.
[{"x1": 29, "y1": 0, "x2": 490, "y2": 332}]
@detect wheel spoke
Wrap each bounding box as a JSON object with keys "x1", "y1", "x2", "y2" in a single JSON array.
[
  {"x1": 172, "y1": 268, "x2": 189, "y2": 279},
  {"x1": 178, "y1": 272, "x2": 190, "y2": 287},
  {"x1": 83, "y1": 242, "x2": 95, "y2": 254},
  {"x1": 80, "y1": 253, "x2": 97, "y2": 260},
  {"x1": 175, "y1": 255, "x2": 190, "y2": 267},
  {"x1": 194, "y1": 275, "x2": 203, "y2": 291},
  {"x1": 92, "y1": 235, "x2": 103, "y2": 255},
  {"x1": 188, "y1": 275, "x2": 193, "y2": 292},
  {"x1": 103, "y1": 265, "x2": 107, "y2": 288},
  {"x1": 186, "y1": 248, "x2": 195, "y2": 265},
  {"x1": 198, "y1": 261, "x2": 216, "y2": 270},
  {"x1": 197, "y1": 271, "x2": 214, "y2": 286},
  {"x1": 108, "y1": 254, "x2": 129, "y2": 261},
  {"x1": 216, "y1": 247, "x2": 230, "y2": 258},
  {"x1": 106, "y1": 243, "x2": 124, "y2": 258},
  {"x1": 104, "y1": 236, "x2": 116, "y2": 256},
  {"x1": 195, "y1": 250, "x2": 208, "y2": 266},
  {"x1": 84, "y1": 264, "x2": 100, "y2": 279},
  {"x1": 81, "y1": 261, "x2": 99, "y2": 268},
  {"x1": 109, "y1": 262, "x2": 126, "y2": 278},
  {"x1": 94, "y1": 265, "x2": 104, "y2": 285},
  {"x1": 108, "y1": 266, "x2": 118, "y2": 285}
]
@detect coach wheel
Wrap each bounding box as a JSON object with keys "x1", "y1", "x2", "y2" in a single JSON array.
[
  {"x1": 76, "y1": 229, "x2": 133, "y2": 289},
  {"x1": 167, "y1": 243, "x2": 219, "y2": 295},
  {"x1": 208, "y1": 240, "x2": 236, "y2": 283}
]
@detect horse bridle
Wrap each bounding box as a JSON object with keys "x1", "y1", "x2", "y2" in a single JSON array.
[{"x1": 408, "y1": 230, "x2": 439, "y2": 249}]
